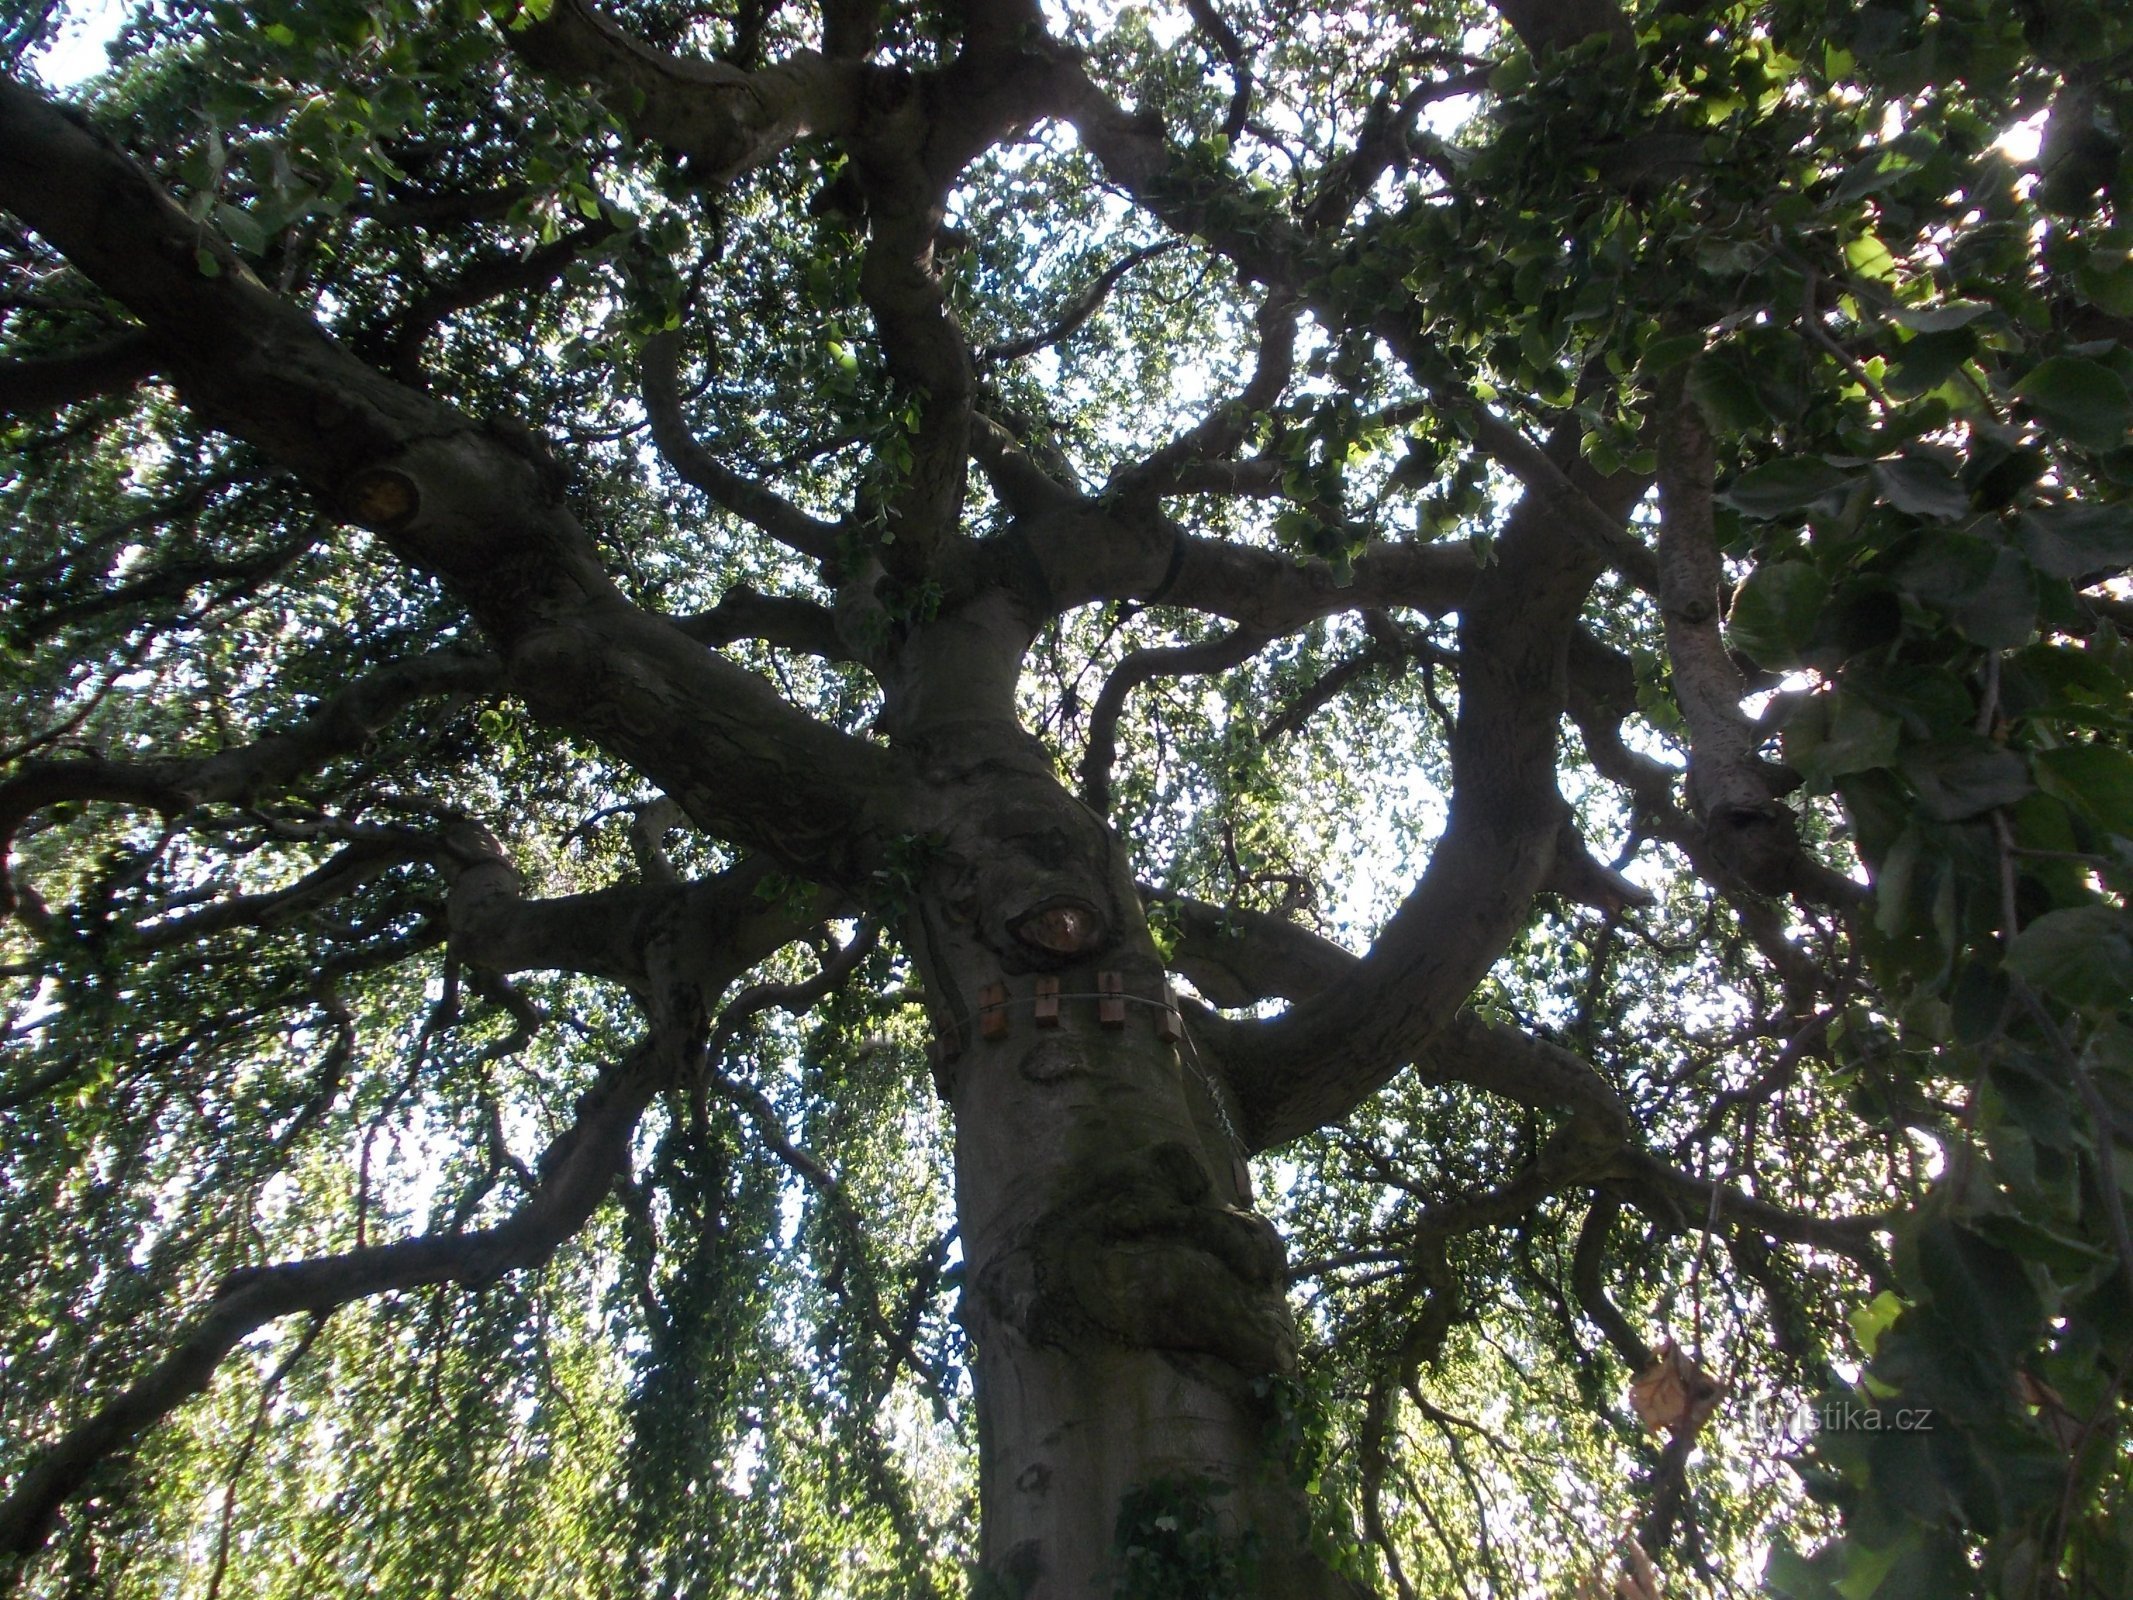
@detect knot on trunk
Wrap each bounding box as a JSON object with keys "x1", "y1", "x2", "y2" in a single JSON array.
[
  {"x1": 1704, "y1": 801, "x2": 1802, "y2": 897},
  {"x1": 340, "y1": 465, "x2": 420, "y2": 531},
  {"x1": 1009, "y1": 896, "x2": 1104, "y2": 956},
  {"x1": 978, "y1": 1141, "x2": 1297, "y2": 1374}
]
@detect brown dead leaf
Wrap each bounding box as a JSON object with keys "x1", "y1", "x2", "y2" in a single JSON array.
[
  {"x1": 2018, "y1": 1369, "x2": 2084, "y2": 1454},
  {"x1": 1629, "y1": 1340, "x2": 1724, "y2": 1440}
]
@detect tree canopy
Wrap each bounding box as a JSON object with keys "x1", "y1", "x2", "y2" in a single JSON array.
[{"x1": 2, "y1": 0, "x2": 2132, "y2": 1594}]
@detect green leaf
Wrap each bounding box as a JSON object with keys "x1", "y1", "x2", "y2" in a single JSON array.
[
  {"x1": 1914, "y1": 1219, "x2": 2040, "y2": 1365},
  {"x1": 1871, "y1": 455, "x2": 1970, "y2": 520},
  {"x1": 1883, "y1": 327, "x2": 1976, "y2": 398},
  {"x1": 2076, "y1": 255, "x2": 2133, "y2": 319},
  {"x1": 1845, "y1": 231, "x2": 1897, "y2": 282},
  {"x1": 1850, "y1": 1290, "x2": 1907, "y2": 1358},
  {"x1": 1687, "y1": 354, "x2": 1770, "y2": 432},
  {"x1": 1764, "y1": 1543, "x2": 1843, "y2": 1600},
  {"x1": 1727, "y1": 560, "x2": 1825, "y2": 667},
  {"x1": 1719, "y1": 458, "x2": 1853, "y2": 517},
  {"x1": 1948, "y1": 547, "x2": 2037, "y2": 649},
  {"x1": 1831, "y1": 1538, "x2": 1902, "y2": 1600},
  {"x1": 2012, "y1": 356, "x2": 2133, "y2": 451},
  {"x1": 1832, "y1": 138, "x2": 1928, "y2": 202},
  {"x1": 2006, "y1": 906, "x2": 2133, "y2": 1008},
  {"x1": 2035, "y1": 745, "x2": 2133, "y2": 835},
  {"x1": 1890, "y1": 301, "x2": 1992, "y2": 332},
  {"x1": 1872, "y1": 824, "x2": 1926, "y2": 937},
  {"x1": 1640, "y1": 332, "x2": 1704, "y2": 375},
  {"x1": 2016, "y1": 503, "x2": 2133, "y2": 580},
  {"x1": 1790, "y1": 691, "x2": 1900, "y2": 787},
  {"x1": 1898, "y1": 739, "x2": 2033, "y2": 821},
  {"x1": 213, "y1": 201, "x2": 267, "y2": 256},
  {"x1": 1972, "y1": 1214, "x2": 2111, "y2": 1279}
]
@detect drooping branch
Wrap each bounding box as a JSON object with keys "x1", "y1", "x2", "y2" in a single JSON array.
[
  {"x1": 1259, "y1": 610, "x2": 1449, "y2": 742},
  {"x1": 379, "y1": 215, "x2": 616, "y2": 386},
  {"x1": 0, "y1": 838, "x2": 833, "y2": 1574},
  {"x1": 977, "y1": 241, "x2": 1182, "y2": 366},
  {"x1": 0, "y1": 1026, "x2": 680, "y2": 1572},
  {"x1": 1156, "y1": 889, "x2": 1886, "y2": 1282},
  {"x1": 126, "y1": 834, "x2": 432, "y2": 952},
  {"x1": 692, "y1": 921, "x2": 952, "y2": 1399},
  {"x1": 1053, "y1": 52, "x2": 1661, "y2": 592},
  {"x1": 0, "y1": 648, "x2": 501, "y2": 921},
  {"x1": 642, "y1": 330, "x2": 844, "y2": 564},
  {"x1": 1607, "y1": 1149, "x2": 1892, "y2": 1267},
  {"x1": 1079, "y1": 622, "x2": 1272, "y2": 816}
]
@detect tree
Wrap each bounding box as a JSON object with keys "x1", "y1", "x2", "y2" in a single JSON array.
[{"x1": 2, "y1": 0, "x2": 2131, "y2": 1593}]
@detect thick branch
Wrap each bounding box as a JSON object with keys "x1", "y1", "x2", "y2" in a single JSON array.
[
  {"x1": 1183, "y1": 0, "x2": 1254, "y2": 140},
  {"x1": 442, "y1": 827, "x2": 836, "y2": 995},
  {"x1": 674, "y1": 584, "x2": 854, "y2": 659},
  {"x1": 969, "y1": 411, "x2": 1079, "y2": 514},
  {"x1": 1019, "y1": 500, "x2": 1478, "y2": 627},
  {"x1": 1205, "y1": 483, "x2": 1613, "y2": 1146},
  {"x1": 0, "y1": 327, "x2": 156, "y2": 413},
  {"x1": 1153, "y1": 891, "x2": 1629, "y2": 1148},
  {"x1": 1655, "y1": 385, "x2": 1818, "y2": 899},
  {"x1": 642, "y1": 330, "x2": 843, "y2": 563},
  {"x1": 508, "y1": 0, "x2": 866, "y2": 183},
  {"x1": 1572, "y1": 1194, "x2": 1652, "y2": 1369},
  {"x1": 0, "y1": 73, "x2": 904, "y2": 888}
]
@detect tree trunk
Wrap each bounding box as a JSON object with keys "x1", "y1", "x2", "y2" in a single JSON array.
[{"x1": 901, "y1": 722, "x2": 1355, "y2": 1598}]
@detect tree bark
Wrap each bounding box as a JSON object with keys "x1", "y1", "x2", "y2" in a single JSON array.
[{"x1": 898, "y1": 724, "x2": 1352, "y2": 1597}]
